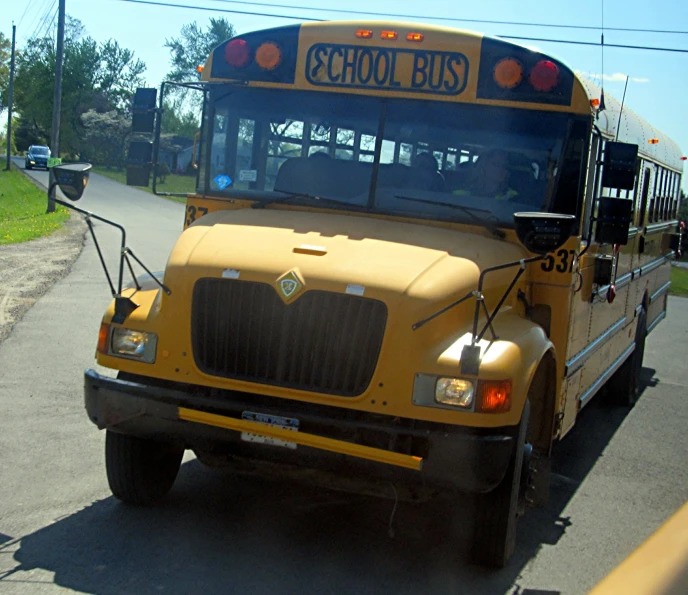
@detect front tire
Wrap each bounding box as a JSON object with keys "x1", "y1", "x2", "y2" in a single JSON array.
[
  {"x1": 105, "y1": 431, "x2": 184, "y2": 505},
  {"x1": 608, "y1": 308, "x2": 647, "y2": 407},
  {"x1": 471, "y1": 401, "x2": 530, "y2": 568}
]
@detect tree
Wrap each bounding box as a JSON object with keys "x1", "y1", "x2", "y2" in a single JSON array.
[
  {"x1": 164, "y1": 18, "x2": 235, "y2": 85},
  {"x1": 161, "y1": 98, "x2": 200, "y2": 138},
  {"x1": 12, "y1": 17, "x2": 146, "y2": 158},
  {"x1": 0, "y1": 31, "x2": 11, "y2": 112},
  {"x1": 679, "y1": 190, "x2": 688, "y2": 223},
  {"x1": 80, "y1": 109, "x2": 131, "y2": 168}
]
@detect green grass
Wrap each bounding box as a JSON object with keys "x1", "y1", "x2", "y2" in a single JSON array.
[
  {"x1": 0, "y1": 168, "x2": 69, "y2": 245},
  {"x1": 92, "y1": 166, "x2": 193, "y2": 204},
  {"x1": 670, "y1": 266, "x2": 688, "y2": 298}
]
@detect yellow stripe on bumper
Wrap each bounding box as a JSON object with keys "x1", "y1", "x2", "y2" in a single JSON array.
[{"x1": 178, "y1": 407, "x2": 423, "y2": 471}]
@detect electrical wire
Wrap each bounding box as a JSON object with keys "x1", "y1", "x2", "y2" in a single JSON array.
[
  {"x1": 204, "y1": 0, "x2": 688, "y2": 36},
  {"x1": 18, "y1": 0, "x2": 36, "y2": 28},
  {"x1": 112, "y1": 0, "x2": 688, "y2": 54},
  {"x1": 24, "y1": 0, "x2": 53, "y2": 40},
  {"x1": 28, "y1": 0, "x2": 56, "y2": 40}
]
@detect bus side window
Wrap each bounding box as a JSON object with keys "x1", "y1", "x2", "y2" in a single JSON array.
[{"x1": 638, "y1": 167, "x2": 651, "y2": 227}]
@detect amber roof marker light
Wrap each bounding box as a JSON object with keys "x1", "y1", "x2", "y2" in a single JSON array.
[
  {"x1": 355, "y1": 29, "x2": 373, "y2": 39},
  {"x1": 381, "y1": 30, "x2": 398, "y2": 40},
  {"x1": 406, "y1": 32, "x2": 424, "y2": 42}
]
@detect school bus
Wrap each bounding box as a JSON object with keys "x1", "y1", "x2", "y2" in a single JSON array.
[{"x1": 75, "y1": 21, "x2": 684, "y2": 567}]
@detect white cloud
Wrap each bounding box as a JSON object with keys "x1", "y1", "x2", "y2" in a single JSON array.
[{"x1": 575, "y1": 70, "x2": 650, "y2": 84}]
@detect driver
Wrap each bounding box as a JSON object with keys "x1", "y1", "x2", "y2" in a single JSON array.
[{"x1": 455, "y1": 150, "x2": 518, "y2": 200}]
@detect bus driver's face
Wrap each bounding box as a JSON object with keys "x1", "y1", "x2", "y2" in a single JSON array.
[{"x1": 471, "y1": 152, "x2": 510, "y2": 196}]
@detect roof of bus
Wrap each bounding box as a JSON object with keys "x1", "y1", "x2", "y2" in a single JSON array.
[{"x1": 576, "y1": 76, "x2": 684, "y2": 170}]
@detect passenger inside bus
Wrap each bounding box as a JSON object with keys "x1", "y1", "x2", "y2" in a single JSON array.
[{"x1": 412, "y1": 151, "x2": 445, "y2": 192}]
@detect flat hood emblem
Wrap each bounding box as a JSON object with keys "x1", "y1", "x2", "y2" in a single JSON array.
[{"x1": 275, "y1": 270, "x2": 304, "y2": 302}]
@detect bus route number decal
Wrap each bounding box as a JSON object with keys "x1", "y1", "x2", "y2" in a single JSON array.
[
  {"x1": 186, "y1": 205, "x2": 208, "y2": 226},
  {"x1": 541, "y1": 249, "x2": 576, "y2": 273},
  {"x1": 306, "y1": 44, "x2": 469, "y2": 96}
]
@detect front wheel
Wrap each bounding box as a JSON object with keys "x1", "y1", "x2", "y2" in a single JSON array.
[
  {"x1": 105, "y1": 431, "x2": 184, "y2": 505},
  {"x1": 471, "y1": 401, "x2": 530, "y2": 568}
]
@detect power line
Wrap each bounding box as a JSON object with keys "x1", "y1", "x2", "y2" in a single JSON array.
[
  {"x1": 114, "y1": 0, "x2": 321, "y2": 21},
  {"x1": 18, "y1": 0, "x2": 36, "y2": 27},
  {"x1": 501, "y1": 34, "x2": 688, "y2": 54},
  {"x1": 112, "y1": 0, "x2": 688, "y2": 54},
  {"x1": 24, "y1": 0, "x2": 52, "y2": 39},
  {"x1": 29, "y1": 0, "x2": 56, "y2": 40},
  {"x1": 204, "y1": 0, "x2": 688, "y2": 36}
]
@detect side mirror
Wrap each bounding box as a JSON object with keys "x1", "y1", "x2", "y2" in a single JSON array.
[
  {"x1": 595, "y1": 197, "x2": 633, "y2": 245},
  {"x1": 602, "y1": 142, "x2": 639, "y2": 190},
  {"x1": 126, "y1": 140, "x2": 153, "y2": 187},
  {"x1": 514, "y1": 212, "x2": 576, "y2": 255},
  {"x1": 131, "y1": 87, "x2": 157, "y2": 134},
  {"x1": 53, "y1": 163, "x2": 92, "y2": 201}
]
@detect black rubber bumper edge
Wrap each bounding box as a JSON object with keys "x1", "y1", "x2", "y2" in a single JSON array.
[{"x1": 84, "y1": 369, "x2": 515, "y2": 494}]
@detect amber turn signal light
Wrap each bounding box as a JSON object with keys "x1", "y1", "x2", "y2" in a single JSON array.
[
  {"x1": 477, "y1": 380, "x2": 512, "y2": 413},
  {"x1": 97, "y1": 323, "x2": 111, "y2": 354}
]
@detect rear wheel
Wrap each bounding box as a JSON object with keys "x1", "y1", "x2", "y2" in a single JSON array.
[
  {"x1": 471, "y1": 401, "x2": 530, "y2": 568},
  {"x1": 105, "y1": 430, "x2": 184, "y2": 505},
  {"x1": 608, "y1": 309, "x2": 647, "y2": 407}
]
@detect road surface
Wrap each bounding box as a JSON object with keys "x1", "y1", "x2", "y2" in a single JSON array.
[{"x1": 1, "y1": 161, "x2": 686, "y2": 594}]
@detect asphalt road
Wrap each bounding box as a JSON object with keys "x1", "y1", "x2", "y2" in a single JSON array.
[{"x1": 1, "y1": 162, "x2": 686, "y2": 594}]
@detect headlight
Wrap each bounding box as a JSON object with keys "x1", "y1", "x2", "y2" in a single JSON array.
[
  {"x1": 110, "y1": 328, "x2": 157, "y2": 363},
  {"x1": 435, "y1": 377, "x2": 475, "y2": 408}
]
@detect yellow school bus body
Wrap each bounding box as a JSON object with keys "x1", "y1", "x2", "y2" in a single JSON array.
[{"x1": 86, "y1": 20, "x2": 683, "y2": 567}]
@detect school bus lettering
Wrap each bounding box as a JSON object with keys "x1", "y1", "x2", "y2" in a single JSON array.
[{"x1": 306, "y1": 43, "x2": 469, "y2": 95}]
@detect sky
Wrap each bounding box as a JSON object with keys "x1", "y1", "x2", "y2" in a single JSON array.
[{"x1": 4, "y1": 0, "x2": 688, "y2": 190}]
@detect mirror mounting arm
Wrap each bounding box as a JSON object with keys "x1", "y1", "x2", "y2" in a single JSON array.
[{"x1": 47, "y1": 186, "x2": 172, "y2": 322}]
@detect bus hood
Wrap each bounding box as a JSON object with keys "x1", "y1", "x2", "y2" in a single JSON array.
[{"x1": 166, "y1": 208, "x2": 526, "y2": 304}]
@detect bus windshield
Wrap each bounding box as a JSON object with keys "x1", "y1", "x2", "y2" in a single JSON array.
[{"x1": 207, "y1": 86, "x2": 585, "y2": 227}]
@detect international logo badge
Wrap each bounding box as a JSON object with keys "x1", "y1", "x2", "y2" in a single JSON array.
[{"x1": 275, "y1": 270, "x2": 304, "y2": 303}]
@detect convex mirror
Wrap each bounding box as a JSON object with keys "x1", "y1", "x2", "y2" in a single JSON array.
[
  {"x1": 514, "y1": 212, "x2": 576, "y2": 255},
  {"x1": 53, "y1": 163, "x2": 92, "y2": 201}
]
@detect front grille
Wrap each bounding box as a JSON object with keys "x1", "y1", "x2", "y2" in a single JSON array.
[{"x1": 192, "y1": 279, "x2": 388, "y2": 396}]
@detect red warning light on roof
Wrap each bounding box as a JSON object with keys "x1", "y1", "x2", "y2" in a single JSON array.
[
  {"x1": 225, "y1": 39, "x2": 251, "y2": 68},
  {"x1": 529, "y1": 60, "x2": 559, "y2": 92}
]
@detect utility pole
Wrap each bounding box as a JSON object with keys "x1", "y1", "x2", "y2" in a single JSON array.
[
  {"x1": 47, "y1": 0, "x2": 66, "y2": 213},
  {"x1": 5, "y1": 23, "x2": 16, "y2": 171}
]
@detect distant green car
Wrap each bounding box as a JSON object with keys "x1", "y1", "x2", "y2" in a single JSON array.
[{"x1": 25, "y1": 145, "x2": 51, "y2": 170}]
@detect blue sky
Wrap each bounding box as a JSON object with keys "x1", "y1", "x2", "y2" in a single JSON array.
[{"x1": 5, "y1": 0, "x2": 687, "y2": 190}]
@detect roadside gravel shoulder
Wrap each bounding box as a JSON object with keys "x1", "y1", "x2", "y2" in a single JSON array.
[{"x1": 0, "y1": 167, "x2": 87, "y2": 343}]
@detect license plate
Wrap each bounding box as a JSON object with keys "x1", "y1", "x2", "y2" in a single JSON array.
[{"x1": 240, "y1": 411, "x2": 299, "y2": 449}]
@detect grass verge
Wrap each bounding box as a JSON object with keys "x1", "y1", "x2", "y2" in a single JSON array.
[
  {"x1": 670, "y1": 266, "x2": 688, "y2": 298},
  {"x1": 92, "y1": 165, "x2": 193, "y2": 204},
  {"x1": 0, "y1": 168, "x2": 69, "y2": 245}
]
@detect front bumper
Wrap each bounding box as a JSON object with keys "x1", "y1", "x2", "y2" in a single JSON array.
[{"x1": 84, "y1": 369, "x2": 516, "y2": 494}]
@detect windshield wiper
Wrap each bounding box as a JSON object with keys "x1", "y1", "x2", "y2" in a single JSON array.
[
  {"x1": 251, "y1": 192, "x2": 356, "y2": 209},
  {"x1": 394, "y1": 195, "x2": 506, "y2": 239}
]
